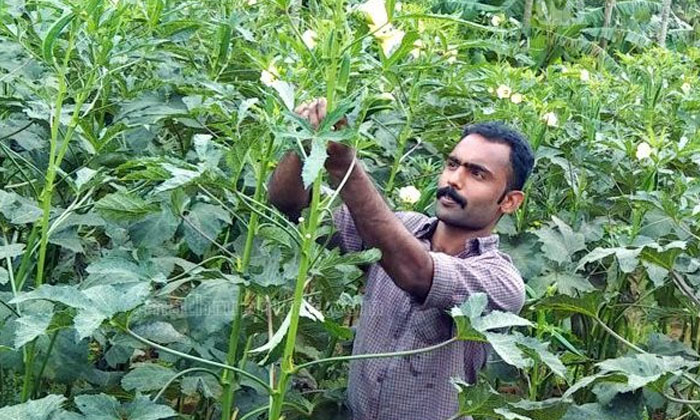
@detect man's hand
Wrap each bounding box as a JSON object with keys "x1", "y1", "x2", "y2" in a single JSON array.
[
  {"x1": 294, "y1": 98, "x2": 327, "y2": 130},
  {"x1": 294, "y1": 97, "x2": 354, "y2": 180}
]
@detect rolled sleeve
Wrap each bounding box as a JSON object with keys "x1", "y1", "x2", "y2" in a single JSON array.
[{"x1": 422, "y1": 251, "x2": 525, "y2": 313}]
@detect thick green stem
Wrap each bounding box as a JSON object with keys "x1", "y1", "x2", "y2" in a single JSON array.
[
  {"x1": 268, "y1": 176, "x2": 323, "y2": 420},
  {"x1": 220, "y1": 135, "x2": 274, "y2": 420}
]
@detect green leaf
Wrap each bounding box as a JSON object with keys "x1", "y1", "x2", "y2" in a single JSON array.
[
  {"x1": 507, "y1": 398, "x2": 571, "y2": 420},
  {"x1": 596, "y1": 353, "x2": 697, "y2": 390},
  {"x1": 122, "y1": 395, "x2": 177, "y2": 420},
  {"x1": 576, "y1": 247, "x2": 641, "y2": 273},
  {"x1": 484, "y1": 332, "x2": 532, "y2": 369},
  {"x1": 517, "y1": 335, "x2": 567, "y2": 378},
  {"x1": 561, "y1": 392, "x2": 643, "y2": 420},
  {"x1": 452, "y1": 379, "x2": 505, "y2": 417},
  {"x1": 0, "y1": 394, "x2": 67, "y2": 419},
  {"x1": 0, "y1": 243, "x2": 25, "y2": 259},
  {"x1": 271, "y1": 80, "x2": 295, "y2": 110},
  {"x1": 95, "y1": 192, "x2": 160, "y2": 221},
  {"x1": 472, "y1": 311, "x2": 533, "y2": 332},
  {"x1": 183, "y1": 279, "x2": 239, "y2": 337},
  {"x1": 531, "y1": 271, "x2": 595, "y2": 297},
  {"x1": 646, "y1": 333, "x2": 699, "y2": 360},
  {"x1": 129, "y1": 207, "x2": 180, "y2": 248},
  {"x1": 301, "y1": 137, "x2": 327, "y2": 188},
  {"x1": 182, "y1": 203, "x2": 231, "y2": 256},
  {"x1": 76, "y1": 393, "x2": 176, "y2": 420},
  {"x1": 84, "y1": 257, "x2": 146, "y2": 286},
  {"x1": 121, "y1": 363, "x2": 176, "y2": 392},
  {"x1": 535, "y1": 216, "x2": 586, "y2": 265},
  {"x1": 181, "y1": 374, "x2": 223, "y2": 399},
  {"x1": 132, "y1": 321, "x2": 187, "y2": 344},
  {"x1": 73, "y1": 393, "x2": 121, "y2": 419},
  {"x1": 249, "y1": 309, "x2": 291, "y2": 354},
  {"x1": 384, "y1": 31, "x2": 419, "y2": 67},
  {"x1": 14, "y1": 309, "x2": 53, "y2": 348},
  {"x1": 154, "y1": 163, "x2": 203, "y2": 193},
  {"x1": 10, "y1": 285, "x2": 93, "y2": 309},
  {"x1": 75, "y1": 283, "x2": 151, "y2": 339}
]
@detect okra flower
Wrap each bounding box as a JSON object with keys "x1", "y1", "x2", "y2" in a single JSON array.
[
  {"x1": 635, "y1": 142, "x2": 652, "y2": 160},
  {"x1": 496, "y1": 84, "x2": 512, "y2": 99},
  {"x1": 302, "y1": 29, "x2": 318, "y2": 49},
  {"x1": 542, "y1": 112, "x2": 558, "y2": 127},
  {"x1": 260, "y1": 63, "x2": 279, "y2": 87},
  {"x1": 681, "y1": 82, "x2": 691, "y2": 95},
  {"x1": 510, "y1": 93, "x2": 523, "y2": 104},
  {"x1": 491, "y1": 15, "x2": 502, "y2": 27},
  {"x1": 374, "y1": 25, "x2": 405, "y2": 56},
  {"x1": 580, "y1": 69, "x2": 590, "y2": 82},
  {"x1": 358, "y1": 0, "x2": 389, "y2": 28},
  {"x1": 399, "y1": 186, "x2": 421, "y2": 204}
]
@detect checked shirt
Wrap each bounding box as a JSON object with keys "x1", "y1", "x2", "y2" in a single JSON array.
[{"x1": 332, "y1": 205, "x2": 525, "y2": 420}]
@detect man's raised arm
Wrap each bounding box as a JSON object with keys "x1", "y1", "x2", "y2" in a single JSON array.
[{"x1": 268, "y1": 150, "x2": 310, "y2": 221}]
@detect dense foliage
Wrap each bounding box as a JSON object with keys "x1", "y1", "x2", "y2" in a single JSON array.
[{"x1": 1, "y1": 0, "x2": 699, "y2": 419}]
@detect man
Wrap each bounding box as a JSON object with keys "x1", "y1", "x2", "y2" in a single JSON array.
[{"x1": 268, "y1": 98, "x2": 535, "y2": 419}]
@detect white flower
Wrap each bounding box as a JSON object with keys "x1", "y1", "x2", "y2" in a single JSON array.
[
  {"x1": 301, "y1": 29, "x2": 318, "y2": 49},
  {"x1": 681, "y1": 82, "x2": 691, "y2": 95},
  {"x1": 635, "y1": 142, "x2": 653, "y2": 160},
  {"x1": 580, "y1": 69, "x2": 590, "y2": 82},
  {"x1": 491, "y1": 15, "x2": 502, "y2": 27},
  {"x1": 510, "y1": 93, "x2": 523, "y2": 104},
  {"x1": 417, "y1": 20, "x2": 426, "y2": 33},
  {"x1": 542, "y1": 112, "x2": 558, "y2": 127},
  {"x1": 358, "y1": 0, "x2": 389, "y2": 28},
  {"x1": 247, "y1": 0, "x2": 257, "y2": 5},
  {"x1": 375, "y1": 26, "x2": 405, "y2": 56},
  {"x1": 398, "y1": 186, "x2": 421, "y2": 204},
  {"x1": 394, "y1": 2, "x2": 402, "y2": 11},
  {"x1": 377, "y1": 92, "x2": 394, "y2": 101},
  {"x1": 260, "y1": 64, "x2": 279, "y2": 87},
  {"x1": 495, "y1": 84, "x2": 512, "y2": 99}
]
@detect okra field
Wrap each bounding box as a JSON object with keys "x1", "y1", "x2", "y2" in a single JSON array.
[{"x1": 1, "y1": 0, "x2": 700, "y2": 419}]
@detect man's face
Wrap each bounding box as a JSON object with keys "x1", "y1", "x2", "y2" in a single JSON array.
[{"x1": 435, "y1": 134, "x2": 514, "y2": 230}]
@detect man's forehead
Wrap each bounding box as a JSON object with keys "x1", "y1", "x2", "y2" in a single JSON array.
[{"x1": 449, "y1": 134, "x2": 512, "y2": 171}]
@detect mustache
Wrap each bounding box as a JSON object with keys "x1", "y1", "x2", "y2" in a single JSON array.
[{"x1": 436, "y1": 186, "x2": 467, "y2": 209}]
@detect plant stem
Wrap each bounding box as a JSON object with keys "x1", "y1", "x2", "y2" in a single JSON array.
[
  {"x1": 268, "y1": 176, "x2": 323, "y2": 420},
  {"x1": 295, "y1": 337, "x2": 458, "y2": 372},
  {"x1": 220, "y1": 135, "x2": 274, "y2": 420},
  {"x1": 33, "y1": 329, "x2": 59, "y2": 398},
  {"x1": 153, "y1": 367, "x2": 221, "y2": 403},
  {"x1": 123, "y1": 326, "x2": 272, "y2": 393}
]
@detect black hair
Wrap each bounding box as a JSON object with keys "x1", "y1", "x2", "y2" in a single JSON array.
[{"x1": 461, "y1": 121, "x2": 534, "y2": 192}]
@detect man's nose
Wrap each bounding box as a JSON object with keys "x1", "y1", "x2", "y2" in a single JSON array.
[{"x1": 446, "y1": 167, "x2": 464, "y2": 190}]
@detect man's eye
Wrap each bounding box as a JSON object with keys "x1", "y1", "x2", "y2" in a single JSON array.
[
  {"x1": 472, "y1": 169, "x2": 484, "y2": 179},
  {"x1": 446, "y1": 160, "x2": 458, "y2": 169}
]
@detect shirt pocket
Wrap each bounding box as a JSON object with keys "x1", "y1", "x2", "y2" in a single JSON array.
[{"x1": 408, "y1": 308, "x2": 453, "y2": 374}]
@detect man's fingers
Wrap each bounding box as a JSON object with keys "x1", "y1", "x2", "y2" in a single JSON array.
[
  {"x1": 317, "y1": 98, "x2": 327, "y2": 127},
  {"x1": 309, "y1": 99, "x2": 320, "y2": 129}
]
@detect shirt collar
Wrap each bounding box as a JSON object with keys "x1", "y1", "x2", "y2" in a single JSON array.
[{"x1": 416, "y1": 217, "x2": 500, "y2": 255}]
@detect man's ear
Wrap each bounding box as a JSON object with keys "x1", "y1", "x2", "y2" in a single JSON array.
[{"x1": 499, "y1": 190, "x2": 525, "y2": 214}]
